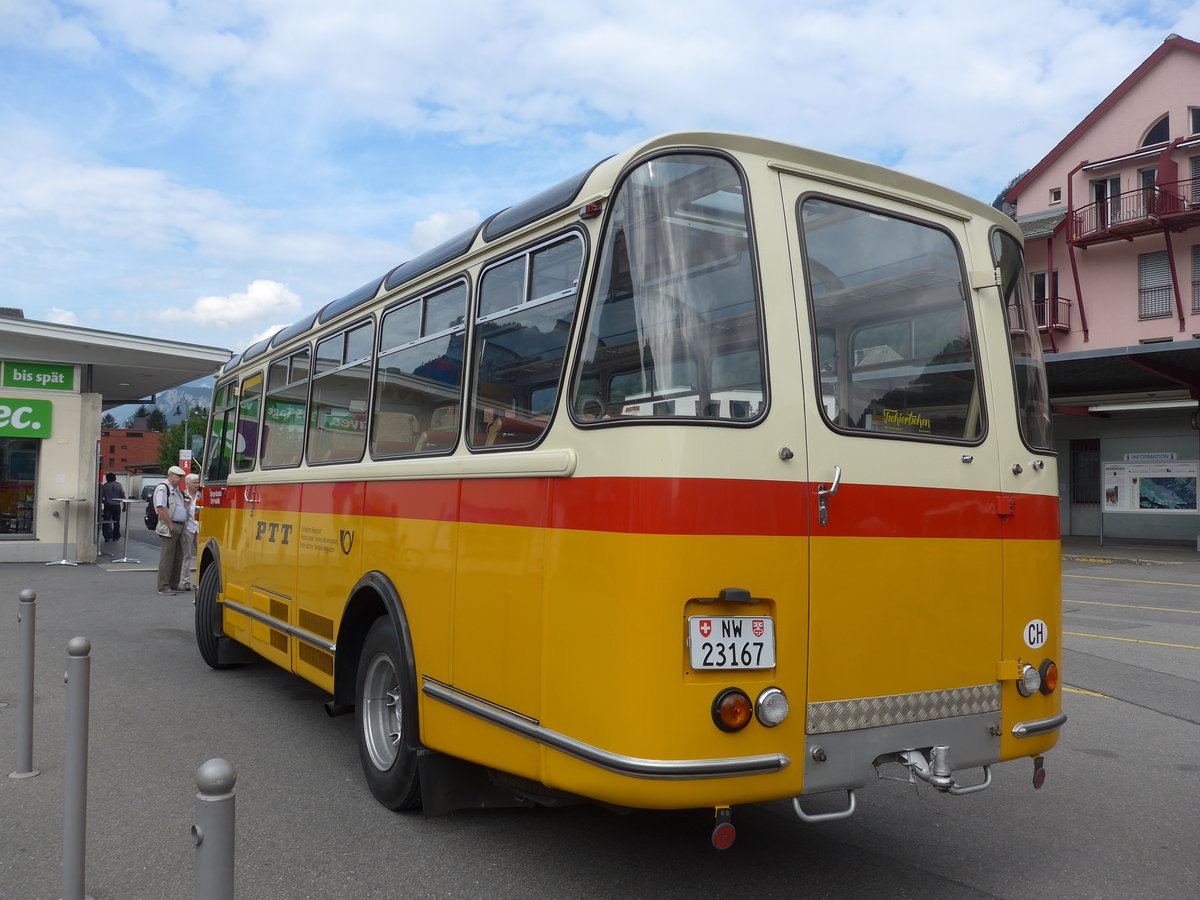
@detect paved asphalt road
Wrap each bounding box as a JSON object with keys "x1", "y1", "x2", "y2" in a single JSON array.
[{"x1": 0, "y1": 535, "x2": 1197, "y2": 898}]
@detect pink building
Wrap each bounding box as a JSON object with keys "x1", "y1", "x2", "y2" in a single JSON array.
[{"x1": 1006, "y1": 35, "x2": 1200, "y2": 543}]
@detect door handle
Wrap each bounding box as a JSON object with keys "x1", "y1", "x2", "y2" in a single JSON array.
[{"x1": 817, "y1": 465, "x2": 842, "y2": 527}]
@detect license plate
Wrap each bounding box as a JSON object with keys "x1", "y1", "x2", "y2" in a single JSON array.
[{"x1": 687, "y1": 616, "x2": 776, "y2": 669}]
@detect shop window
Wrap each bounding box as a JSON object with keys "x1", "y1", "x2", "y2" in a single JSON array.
[{"x1": 0, "y1": 438, "x2": 38, "y2": 536}]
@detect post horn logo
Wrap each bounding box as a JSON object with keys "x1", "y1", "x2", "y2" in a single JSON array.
[{"x1": 339, "y1": 529, "x2": 355, "y2": 555}]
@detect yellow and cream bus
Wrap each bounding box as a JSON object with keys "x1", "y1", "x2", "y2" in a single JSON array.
[{"x1": 194, "y1": 132, "x2": 1063, "y2": 849}]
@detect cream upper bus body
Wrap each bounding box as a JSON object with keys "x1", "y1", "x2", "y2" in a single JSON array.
[{"x1": 200, "y1": 132, "x2": 1061, "y2": 827}]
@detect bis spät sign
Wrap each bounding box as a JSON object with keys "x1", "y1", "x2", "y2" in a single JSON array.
[{"x1": 1, "y1": 361, "x2": 76, "y2": 392}]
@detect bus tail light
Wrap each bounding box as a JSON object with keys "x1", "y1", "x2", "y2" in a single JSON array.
[
  {"x1": 755, "y1": 687, "x2": 789, "y2": 726},
  {"x1": 1016, "y1": 663, "x2": 1042, "y2": 697},
  {"x1": 712, "y1": 688, "x2": 752, "y2": 731},
  {"x1": 1039, "y1": 659, "x2": 1059, "y2": 694}
]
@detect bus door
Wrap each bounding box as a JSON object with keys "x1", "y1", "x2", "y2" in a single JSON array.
[
  {"x1": 225, "y1": 370, "x2": 300, "y2": 671},
  {"x1": 782, "y1": 184, "x2": 1006, "y2": 775}
]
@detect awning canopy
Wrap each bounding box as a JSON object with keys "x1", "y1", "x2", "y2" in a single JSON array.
[
  {"x1": 1046, "y1": 339, "x2": 1200, "y2": 406},
  {"x1": 0, "y1": 314, "x2": 232, "y2": 410}
]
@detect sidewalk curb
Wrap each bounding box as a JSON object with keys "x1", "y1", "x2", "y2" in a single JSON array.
[{"x1": 1061, "y1": 554, "x2": 1180, "y2": 566}]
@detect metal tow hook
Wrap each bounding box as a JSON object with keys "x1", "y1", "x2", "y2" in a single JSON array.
[{"x1": 899, "y1": 746, "x2": 993, "y2": 796}]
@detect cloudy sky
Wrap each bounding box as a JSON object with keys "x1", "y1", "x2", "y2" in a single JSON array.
[{"x1": 4, "y1": 0, "x2": 1200, "y2": 357}]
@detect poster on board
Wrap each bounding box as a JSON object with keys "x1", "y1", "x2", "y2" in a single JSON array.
[{"x1": 1103, "y1": 460, "x2": 1199, "y2": 514}]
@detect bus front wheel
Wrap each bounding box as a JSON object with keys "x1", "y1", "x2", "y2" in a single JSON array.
[
  {"x1": 195, "y1": 564, "x2": 229, "y2": 669},
  {"x1": 355, "y1": 616, "x2": 422, "y2": 810}
]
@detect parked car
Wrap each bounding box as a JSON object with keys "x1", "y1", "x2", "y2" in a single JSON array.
[{"x1": 139, "y1": 478, "x2": 167, "y2": 501}]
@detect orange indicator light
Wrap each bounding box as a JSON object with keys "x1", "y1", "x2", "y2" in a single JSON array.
[{"x1": 713, "y1": 688, "x2": 753, "y2": 732}]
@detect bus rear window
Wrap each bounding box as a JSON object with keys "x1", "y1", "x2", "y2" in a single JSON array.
[
  {"x1": 800, "y1": 198, "x2": 983, "y2": 443},
  {"x1": 572, "y1": 153, "x2": 765, "y2": 423}
]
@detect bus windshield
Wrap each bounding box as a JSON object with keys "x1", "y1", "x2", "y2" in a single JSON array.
[{"x1": 572, "y1": 153, "x2": 765, "y2": 422}]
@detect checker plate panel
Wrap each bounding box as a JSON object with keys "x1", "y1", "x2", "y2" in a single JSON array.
[{"x1": 806, "y1": 684, "x2": 1000, "y2": 734}]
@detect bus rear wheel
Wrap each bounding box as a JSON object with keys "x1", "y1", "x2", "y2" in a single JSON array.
[{"x1": 355, "y1": 616, "x2": 422, "y2": 810}]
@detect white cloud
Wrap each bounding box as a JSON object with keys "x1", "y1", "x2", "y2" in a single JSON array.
[
  {"x1": 159, "y1": 279, "x2": 301, "y2": 327},
  {"x1": 45, "y1": 306, "x2": 82, "y2": 325},
  {"x1": 3, "y1": 0, "x2": 1198, "y2": 351},
  {"x1": 242, "y1": 322, "x2": 287, "y2": 349},
  {"x1": 408, "y1": 209, "x2": 483, "y2": 255}
]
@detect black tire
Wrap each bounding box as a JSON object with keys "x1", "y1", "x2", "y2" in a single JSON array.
[
  {"x1": 355, "y1": 616, "x2": 422, "y2": 810},
  {"x1": 195, "y1": 563, "x2": 230, "y2": 669}
]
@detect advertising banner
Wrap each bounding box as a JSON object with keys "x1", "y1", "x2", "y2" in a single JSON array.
[{"x1": 0, "y1": 398, "x2": 53, "y2": 438}]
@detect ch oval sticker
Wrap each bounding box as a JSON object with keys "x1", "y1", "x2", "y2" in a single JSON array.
[{"x1": 1024, "y1": 618, "x2": 1048, "y2": 649}]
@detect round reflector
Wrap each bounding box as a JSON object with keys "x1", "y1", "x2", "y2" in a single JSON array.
[{"x1": 712, "y1": 688, "x2": 752, "y2": 732}]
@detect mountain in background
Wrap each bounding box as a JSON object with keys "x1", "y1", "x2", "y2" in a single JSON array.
[{"x1": 106, "y1": 380, "x2": 214, "y2": 429}]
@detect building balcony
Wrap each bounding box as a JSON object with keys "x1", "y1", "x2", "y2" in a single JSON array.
[
  {"x1": 1034, "y1": 296, "x2": 1072, "y2": 332},
  {"x1": 1072, "y1": 177, "x2": 1200, "y2": 246}
]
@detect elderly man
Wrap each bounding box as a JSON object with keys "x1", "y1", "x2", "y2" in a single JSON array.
[{"x1": 154, "y1": 465, "x2": 191, "y2": 596}]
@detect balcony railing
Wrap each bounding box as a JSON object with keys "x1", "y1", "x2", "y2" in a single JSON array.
[
  {"x1": 1034, "y1": 296, "x2": 1072, "y2": 331},
  {"x1": 1072, "y1": 177, "x2": 1200, "y2": 244}
]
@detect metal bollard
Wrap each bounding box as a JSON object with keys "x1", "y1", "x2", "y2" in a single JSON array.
[
  {"x1": 193, "y1": 758, "x2": 237, "y2": 900},
  {"x1": 9, "y1": 589, "x2": 39, "y2": 779},
  {"x1": 62, "y1": 636, "x2": 92, "y2": 900}
]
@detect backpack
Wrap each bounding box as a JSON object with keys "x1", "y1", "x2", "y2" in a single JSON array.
[{"x1": 145, "y1": 483, "x2": 168, "y2": 531}]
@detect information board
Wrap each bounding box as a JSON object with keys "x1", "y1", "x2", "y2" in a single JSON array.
[{"x1": 1102, "y1": 460, "x2": 1199, "y2": 514}]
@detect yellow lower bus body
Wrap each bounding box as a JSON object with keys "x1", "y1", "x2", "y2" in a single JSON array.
[{"x1": 204, "y1": 486, "x2": 1062, "y2": 813}]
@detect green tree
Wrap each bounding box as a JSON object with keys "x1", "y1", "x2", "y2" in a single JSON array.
[
  {"x1": 146, "y1": 407, "x2": 168, "y2": 432},
  {"x1": 124, "y1": 404, "x2": 152, "y2": 428},
  {"x1": 101, "y1": 413, "x2": 118, "y2": 429},
  {"x1": 157, "y1": 407, "x2": 209, "y2": 474},
  {"x1": 992, "y1": 169, "x2": 1030, "y2": 219}
]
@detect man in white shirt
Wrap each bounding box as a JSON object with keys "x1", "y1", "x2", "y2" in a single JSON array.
[
  {"x1": 154, "y1": 466, "x2": 191, "y2": 596},
  {"x1": 180, "y1": 472, "x2": 201, "y2": 590}
]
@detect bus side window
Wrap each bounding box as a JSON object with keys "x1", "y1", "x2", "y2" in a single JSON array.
[
  {"x1": 261, "y1": 347, "x2": 310, "y2": 468},
  {"x1": 469, "y1": 235, "x2": 584, "y2": 449},
  {"x1": 308, "y1": 320, "x2": 374, "y2": 465},
  {"x1": 371, "y1": 281, "x2": 468, "y2": 458},
  {"x1": 234, "y1": 373, "x2": 263, "y2": 472},
  {"x1": 204, "y1": 379, "x2": 237, "y2": 482}
]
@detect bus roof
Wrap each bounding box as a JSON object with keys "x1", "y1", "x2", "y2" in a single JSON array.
[{"x1": 223, "y1": 131, "x2": 1016, "y2": 376}]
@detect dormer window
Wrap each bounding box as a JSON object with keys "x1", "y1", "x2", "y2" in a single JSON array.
[{"x1": 1141, "y1": 114, "x2": 1169, "y2": 147}]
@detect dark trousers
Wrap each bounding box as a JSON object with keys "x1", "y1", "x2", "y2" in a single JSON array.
[{"x1": 102, "y1": 504, "x2": 122, "y2": 541}]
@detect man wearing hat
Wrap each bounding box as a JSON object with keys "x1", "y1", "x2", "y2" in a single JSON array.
[{"x1": 154, "y1": 466, "x2": 191, "y2": 596}]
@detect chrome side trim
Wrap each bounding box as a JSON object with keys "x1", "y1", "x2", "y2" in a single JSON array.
[
  {"x1": 422, "y1": 678, "x2": 790, "y2": 780},
  {"x1": 1011, "y1": 712, "x2": 1067, "y2": 738},
  {"x1": 807, "y1": 684, "x2": 1000, "y2": 734},
  {"x1": 222, "y1": 598, "x2": 336, "y2": 654}
]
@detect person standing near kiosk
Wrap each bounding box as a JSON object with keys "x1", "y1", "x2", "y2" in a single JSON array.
[{"x1": 100, "y1": 472, "x2": 124, "y2": 542}]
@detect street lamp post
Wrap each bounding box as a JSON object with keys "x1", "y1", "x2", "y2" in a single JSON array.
[{"x1": 175, "y1": 398, "x2": 194, "y2": 472}]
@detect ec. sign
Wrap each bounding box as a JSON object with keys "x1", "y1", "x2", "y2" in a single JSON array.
[{"x1": 0, "y1": 398, "x2": 53, "y2": 438}]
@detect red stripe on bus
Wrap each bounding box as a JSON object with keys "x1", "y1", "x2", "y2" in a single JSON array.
[{"x1": 214, "y1": 477, "x2": 1058, "y2": 540}]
